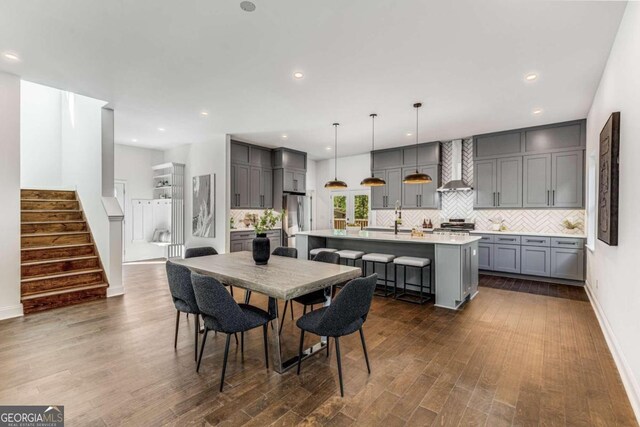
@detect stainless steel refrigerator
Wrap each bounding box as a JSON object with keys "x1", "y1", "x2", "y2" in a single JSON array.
[{"x1": 282, "y1": 194, "x2": 312, "y2": 247}]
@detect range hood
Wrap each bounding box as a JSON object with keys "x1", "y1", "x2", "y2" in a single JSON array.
[{"x1": 437, "y1": 139, "x2": 473, "y2": 192}]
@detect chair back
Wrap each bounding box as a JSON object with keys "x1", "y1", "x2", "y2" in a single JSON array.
[
  {"x1": 317, "y1": 274, "x2": 377, "y2": 333},
  {"x1": 166, "y1": 261, "x2": 199, "y2": 313},
  {"x1": 312, "y1": 251, "x2": 340, "y2": 264},
  {"x1": 184, "y1": 246, "x2": 218, "y2": 259},
  {"x1": 272, "y1": 246, "x2": 298, "y2": 258},
  {"x1": 190, "y1": 272, "x2": 247, "y2": 332}
]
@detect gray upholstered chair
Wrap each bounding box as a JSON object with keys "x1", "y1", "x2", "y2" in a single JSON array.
[
  {"x1": 296, "y1": 274, "x2": 377, "y2": 397},
  {"x1": 191, "y1": 272, "x2": 271, "y2": 392},
  {"x1": 184, "y1": 246, "x2": 218, "y2": 258},
  {"x1": 166, "y1": 261, "x2": 201, "y2": 361},
  {"x1": 272, "y1": 246, "x2": 298, "y2": 258}
]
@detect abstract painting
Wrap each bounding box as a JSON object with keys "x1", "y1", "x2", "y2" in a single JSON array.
[
  {"x1": 598, "y1": 112, "x2": 620, "y2": 246},
  {"x1": 193, "y1": 174, "x2": 215, "y2": 238}
]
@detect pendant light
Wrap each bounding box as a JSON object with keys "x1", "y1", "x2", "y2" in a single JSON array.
[
  {"x1": 360, "y1": 113, "x2": 386, "y2": 187},
  {"x1": 324, "y1": 123, "x2": 348, "y2": 189},
  {"x1": 403, "y1": 102, "x2": 433, "y2": 184}
]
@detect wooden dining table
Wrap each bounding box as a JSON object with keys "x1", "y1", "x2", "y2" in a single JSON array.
[{"x1": 173, "y1": 251, "x2": 362, "y2": 373}]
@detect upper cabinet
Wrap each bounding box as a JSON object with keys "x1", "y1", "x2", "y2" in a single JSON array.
[
  {"x1": 273, "y1": 148, "x2": 307, "y2": 195},
  {"x1": 473, "y1": 120, "x2": 586, "y2": 209},
  {"x1": 230, "y1": 141, "x2": 275, "y2": 209}
]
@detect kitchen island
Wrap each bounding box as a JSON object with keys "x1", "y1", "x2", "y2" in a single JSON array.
[{"x1": 296, "y1": 230, "x2": 482, "y2": 310}]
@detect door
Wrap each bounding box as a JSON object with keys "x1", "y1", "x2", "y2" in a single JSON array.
[
  {"x1": 114, "y1": 181, "x2": 126, "y2": 258},
  {"x1": 331, "y1": 193, "x2": 347, "y2": 229},
  {"x1": 493, "y1": 244, "x2": 521, "y2": 273},
  {"x1": 496, "y1": 156, "x2": 522, "y2": 208},
  {"x1": 474, "y1": 159, "x2": 496, "y2": 208},
  {"x1": 552, "y1": 150, "x2": 584, "y2": 208},
  {"x1": 419, "y1": 165, "x2": 439, "y2": 208},
  {"x1": 401, "y1": 167, "x2": 420, "y2": 208},
  {"x1": 521, "y1": 246, "x2": 551, "y2": 277},
  {"x1": 293, "y1": 171, "x2": 306, "y2": 193},
  {"x1": 370, "y1": 170, "x2": 386, "y2": 209},
  {"x1": 551, "y1": 248, "x2": 584, "y2": 280},
  {"x1": 262, "y1": 169, "x2": 273, "y2": 208},
  {"x1": 523, "y1": 154, "x2": 551, "y2": 207},
  {"x1": 478, "y1": 243, "x2": 494, "y2": 270},
  {"x1": 230, "y1": 241, "x2": 244, "y2": 253},
  {"x1": 249, "y1": 166, "x2": 262, "y2": 208},
  {"x1": 331, "y1": 191, "x2": 370, "y2": 229},
  {"x1": 233, "y1": 164, "x2": 250, "y2": 208},
  {"x1": 385, "y1": 168, "x2": 402, "y2": 209},
  {"x1": 283, "y1": 170, "x2": 295, "y2": 192}
]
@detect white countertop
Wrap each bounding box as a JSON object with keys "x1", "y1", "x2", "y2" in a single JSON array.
[
  {"x1": 470, "y1": 230, "x2": 586, "y2": 239},
  {"x1": 298, "y1": 229, "x2": 482, "y2": 245}
]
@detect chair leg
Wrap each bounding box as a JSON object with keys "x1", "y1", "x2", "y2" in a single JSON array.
[
  {"x1": 194, "y1": 314, "x2": 199, "y2": 362},
  {"x1": 359, "y1": 328, "x2": 371, "y2": 374},
  {"x1": 262, "y1": 324, "x2": 269, "y2": 369},
  {"x1": 220, "y1": 334, "x2": 231, "y2": 392},
  {"x1": 244, "y1": 290, "x2": 251, "y2": 304},
  {"x1": 296, "y1": 329, "x2": 305, "y2": 375},
  {"x1": 174, "y1": 311, "x2": 180, "y2": 349},
  {"x1": 290, "y1": 302, "x2": 294, "y2": 320},
  {"x1": 335, "y1": 337, "x2": 345, "y2": 397},
  {"x1": 241, "y1": 331, "x2": 244, "y2": 357},
  {"x1": 230, "y1": 286, "x2": 234, "y2": 297},
  {"x1": 326, "y1": 338, "x2": 330, "y2": 358},
  {"x1": 303, "y1": 305, "x2": 307, "y2": 315},
  {"x1": 196, "y1": 328, "x2": 209, "y2": 373},
  {"x1": 279, "y1": 300, "x2": 289, "y2": 336},
  {"x1": 234, "y1": 332, "x2": 239, "y2": 345}
]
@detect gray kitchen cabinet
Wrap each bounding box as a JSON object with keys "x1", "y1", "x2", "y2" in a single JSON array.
[
  {"x1": 273, "y1": 148, "x2": 306, "y2": 170},
  {"x1": 523, "y1": 154, "x2": 552, "y2": 208},
  {"x1": 231, "y1": 141, "x2": 277, "y2": 209},
  {"x1": 230, "y1": 141, "x2": 250, "y2": 164},
  {"x1": 550, "y1": 248, "x2": 584, "y2": 280},
  {"x1": 250, "y1": 146, "x2": 272, "y2": 167},
  {"x1": 371, "y1": 170, "x2": 386, "y2": 209},
  {"x1": 230, "y1": 230, "x2": 282, "y2": 253},
  {"x1": 551, "y1": 150, "x2": 584, "y2": 208},
  {"x1": 249, "y1": 167, "x2": 262, "y2": 208},
  {"x1": 496, "y1": 157, "x2": 522, "y2": 208},
  {"x1": 401, "y1": 167, "x2": 420, "y2": 208},
  {"x1": 402, "y1": 143, "x2": 440, "y2": 167},
  {"x1": 230, "y1": 241, "x2": 244, "y2": 252},
  {"x1": 478, "y1": 243, "x2": 494, "y2": 270},
  {"x1": 372, "y1": 149, "x2": 403, "y2": 170},
  {"x1": 231, "y1": 164, "x2": 250, "y2": 208},
  {"x1": 494, "y1": 244, "x2": 521, "y2": 274},
  {"x1": 521, "y1": 246, "x2": 551, "y2": 277},
  {"x1": 474, "y1": 131, "x2": 522, "y2": 158},
  {"x1": 474, "y1": 159, "x2": 497, "y2": 208},
  {"x1": 419, "y1": 165, "x2": 439, "y2": 208},
  {"x1": 524, "y1": 121, "x2": 584, "y2": 153},
  {"x1": 386, "y1": 168, "x2": 403, "y2": 208},
  {"x1": 282, "y1": 169, "x2": 306, "y2": 193},
  {"x1": 262, "y1": 169, "x2": 273, "y2": 208}
]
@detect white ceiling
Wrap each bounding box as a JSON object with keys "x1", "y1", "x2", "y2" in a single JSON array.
[{"x1": 0, "y1": 0, "x2": 626, "y2": 159}]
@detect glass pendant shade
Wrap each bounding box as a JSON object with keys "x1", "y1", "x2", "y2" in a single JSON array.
[
  {"x1": 403, "y1": 102, "x2": 432, "y2": 184},
  {"x1": 361, "y1": 113, "x2": 387, "y2": 187},
  {"x1": 324, "y1": 123, "x2": 348, "y2": 189}
]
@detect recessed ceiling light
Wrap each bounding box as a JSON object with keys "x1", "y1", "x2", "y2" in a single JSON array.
[
  {"x1": 525, "y1": 73, "x2": 538, "y2": 82},
  {"x1": 326, "y1": 146, "x2": 332, "y2": 150},
  {"x1": 406, "y1": 132, "x2": 413, "y2": 137},
  {"x1": 158, "y1": 127, "x2": 166, "y2": 132},
  {"x1": 293, "y1": 71, "x2": 304, "y2": 79},
  {"x1": 200, "y1": 111, "x2": 208, "y2": 117},
  {"x1": 3, "y1": 52, "x2": 20, "y2": 61},
  {"x1": 132, "y1": 138, "x2": 138, "y2": 143},
  {"x1": 240, "y1": 1, "x2": 256, "y2": 12},
  {"x1": 532, "y1": 108, "x2": 543, "y2": 115},
  {"x1": 282, "y1": 134, "x2": 288, "y2": 139}
]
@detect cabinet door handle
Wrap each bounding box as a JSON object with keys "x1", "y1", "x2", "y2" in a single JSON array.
[
  {"x1": 419, "y1": 194, "x2": 423, "y2": 206},
  {"x1": 493, "y1": 192, "x2": 496, "y2": 206},
  {"x1": 416, "y1": 195, "x2": 419, "y2": 207},
  {"x1": 528, "y1": 239, "x2": 544, "y2": 243},
  {"x1": 547, "y1": 190, "x2": 550, "y2": 206},
  {"x1": 558, "y1": 241, "x2": 575, "y2": 245},
  {"x1": 497, "y1": 192, "x2": 500, "y2": 206},
  {"x1": 552, "y1": 190, "x2": 555, "y2": 206}
]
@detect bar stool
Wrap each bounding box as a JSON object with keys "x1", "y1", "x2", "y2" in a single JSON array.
[
  {"x1": 362, "y1": 253, "x2": 396, "y2": 297},
  {"x1": 335, "y1": 250, "x2": 365, "y2": 268},
  {"x1": 393, "y1": 256, "x2": 432, "y2": 304},
  {"x1": 308, "y1": 247, "x2": 337, "y2": 260}
]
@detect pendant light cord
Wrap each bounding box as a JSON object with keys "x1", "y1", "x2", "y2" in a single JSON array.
[
  {"x1": 370, "y1": 113, "x2": 376, "y2": 176},
  {"x1": 415, "y1": 103, "x2": 420, "y2": 173},
  {"x1": 334, "y1": 123, "x2": 339, "y2": 180}
]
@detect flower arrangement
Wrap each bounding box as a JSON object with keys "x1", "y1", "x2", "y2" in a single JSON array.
[
  {"x1": 562, "y1": 218, "x2": 583, "y2": 230},
  {"x1": 254, "y1": 209, "x2": 283, "y2": 235}
]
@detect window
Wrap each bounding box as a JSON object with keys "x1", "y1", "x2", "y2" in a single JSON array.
[
  {"x1": 586, "y1": 151, "x2": 597, "y2": 251},
  {"x1": 331, "y1": 190, "x2": 370, "y2": 230}
]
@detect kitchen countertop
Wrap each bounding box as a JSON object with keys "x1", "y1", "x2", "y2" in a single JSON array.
[
  {"x1": 470, "y1": 230, "x2": 586, "y2": 239},
  {"x1": 298, "y1": 229, "x2": 481, "y2": 245}
]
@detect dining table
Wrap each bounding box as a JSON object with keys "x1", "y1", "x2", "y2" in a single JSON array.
[{"x1": 173, "y1": 251, "x2": 362, "y2": 373}]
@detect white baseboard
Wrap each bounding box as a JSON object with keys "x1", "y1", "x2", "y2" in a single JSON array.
[
  {"x1": 107, "y1": 286, "x2": 125, "y2": 297},
  {"x1": 0, "y1": 304, "x2": 23, "y2": 321},
  {"x1": 585, "y1": 281, "x2": 640, "y2": 422}
]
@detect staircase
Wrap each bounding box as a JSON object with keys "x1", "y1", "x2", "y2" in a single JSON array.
[{"x1": 20, "y1": 189, "x2": 109, "y2": 314}]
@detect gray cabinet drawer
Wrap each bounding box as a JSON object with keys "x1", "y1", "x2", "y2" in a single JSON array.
[
  {"x1": 477, "y1": 234, "x2": 494, "y2": 243},
  {"x1": 230, "y1": 241, "x2": 244, "y2": 252},
  {"x1": 478, "y1": 243, "x2": 494, "y2": 270},
  {"x1": 494, "y1": 244, "x2": 521, "y2": 274},
  {"x1": 551, "y1": 237, "x2": 584, "y2": 249},
  {"x1": 551, "y1": 248, "x2": 584, "y2": 280},
  {"x1": 522, "y1": 236, "x2": 551, "y2": 247},
  {"x1": 494, "y1": 235, "x2": 521, "y2": 245},
  {"x1": 521, "y1": 246, "x2": 551, "y2": 277},
  {"x1": 230, "y1": 231, "x2": 254, "y2": 241}
]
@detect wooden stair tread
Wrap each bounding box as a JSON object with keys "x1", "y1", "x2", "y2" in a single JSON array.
[
  {"x1": 22, "y1": 231, "x2": 90, "y2": 237},
  {"x1": 21, "y1": 210, "x2": 82, "y2": 213},
  {"x1": 21, "y1": 198, "x2": 78, "y2": 202},
  {"x1": 21, "y1": 243, "x2": 95, "y2": 252},
  {"x1": 21, "y1": 268, "x2": 103, "y2": 283},
  {"x1": 21, "y1": 256, "x2": 98, "y2": 266},
  {"x1": 21, "y1": 283, "x2": 108, "y2": 300},
  {"x1": 21, "y1": 220, "x2": 86, "y2": 224}
]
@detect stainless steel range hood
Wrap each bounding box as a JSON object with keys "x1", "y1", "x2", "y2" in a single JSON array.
[{"x1": 437, "y1": 139, "x2": 473, "y2": 192}]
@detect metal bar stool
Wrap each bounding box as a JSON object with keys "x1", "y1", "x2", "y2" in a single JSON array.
[
  {"x1": 361, "y1": 253, "x2": 396, "y2": 297},
  {"x1": 335, "y1": 250, "x2": 365, "y2": 269},
  {"x1": 308, "y1": 247, "x2": 337, "y2": 260},
  {"x1": 393, "y1": 256, "x2": 432, "y2": 304}
]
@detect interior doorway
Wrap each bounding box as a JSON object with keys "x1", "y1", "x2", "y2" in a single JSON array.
[{"x1": 114, "y1": 180, "x2": 126, "y2": 258}]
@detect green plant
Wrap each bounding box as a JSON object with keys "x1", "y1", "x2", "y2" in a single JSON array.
[
  {"x1": 255, "y1": 209, "x2": 283, "y2": 235},
  {"x1": 562, "y1": 218, "x2": 582, "y2": 230}
]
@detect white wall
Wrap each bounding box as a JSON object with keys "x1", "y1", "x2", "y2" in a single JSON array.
[
  {"x1": 314, "y1": 153, "x2": 371, "y2": 230},
  {"x1": 20, "y1": 81, "x2": 63, "y2": 188},
  {"x1": 163, "y1": 136, "x2": 229, "y2": 253},
  {"x1": 0, "y1": 72, "x2": 22, "y2": 319},
  {"x1": 114, "y1": 144, "x2": 165, "y2": 261},
  {"x1": 585, "y1": 2, "x2": 640, "y2": 419}
]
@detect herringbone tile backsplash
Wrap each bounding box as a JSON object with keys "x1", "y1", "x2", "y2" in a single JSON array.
[{"x1": 374, "y1": 139, "x2": 585, "y2": 234}]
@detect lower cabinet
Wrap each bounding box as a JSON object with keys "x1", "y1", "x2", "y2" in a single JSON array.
[
  {"x1": 520, "y1": 246, "x2": 551, "y2": 277},
  {"x1": 478, "y1": 243, "x2": 494, "y2": 270},
  {"x1": 493, "y1": 244, "x2": 521, "y2": 274},
  {"x1": 550, "y1": 248, "x2": 584, "y2": 280},
  {"x1": 230, "y1": 230, "x2": 282, "y2": 253}
]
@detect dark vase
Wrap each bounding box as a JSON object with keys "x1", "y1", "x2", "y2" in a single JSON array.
[{"x1": 252, "y1": 233, "x2": 270, "y2": 265}]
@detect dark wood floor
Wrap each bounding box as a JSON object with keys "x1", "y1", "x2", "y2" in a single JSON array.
[{"x1": 0, "y1": 262, "x2": 636, "y2": 426}]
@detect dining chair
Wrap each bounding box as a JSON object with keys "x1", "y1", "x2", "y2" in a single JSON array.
[
  {"x1": 166, "y1": 261, "x2": 201, "y2": 361},
  {"x1": 296, "y1": 274, "x2": 377, "y2": 397},
  {"x1": 279, "y1": 251, "x2": 340, "y2": 336},
  {"x1": 191, "y1": 272, "x2": 271, "y2": 392},
  {"x1": 184, "y1": 246, "x2": 234, "y2": 297}
]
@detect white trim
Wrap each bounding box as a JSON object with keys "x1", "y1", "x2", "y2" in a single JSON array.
[
  {"x1": 107, "y1": 286, "x2": 125, "y2": 297},
  {"x1": 585, "y1": 280, "x2": 640, "y2": 423},
  {"x1": 0, "y1": 304, "x2": 24, "y2": 321}
]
